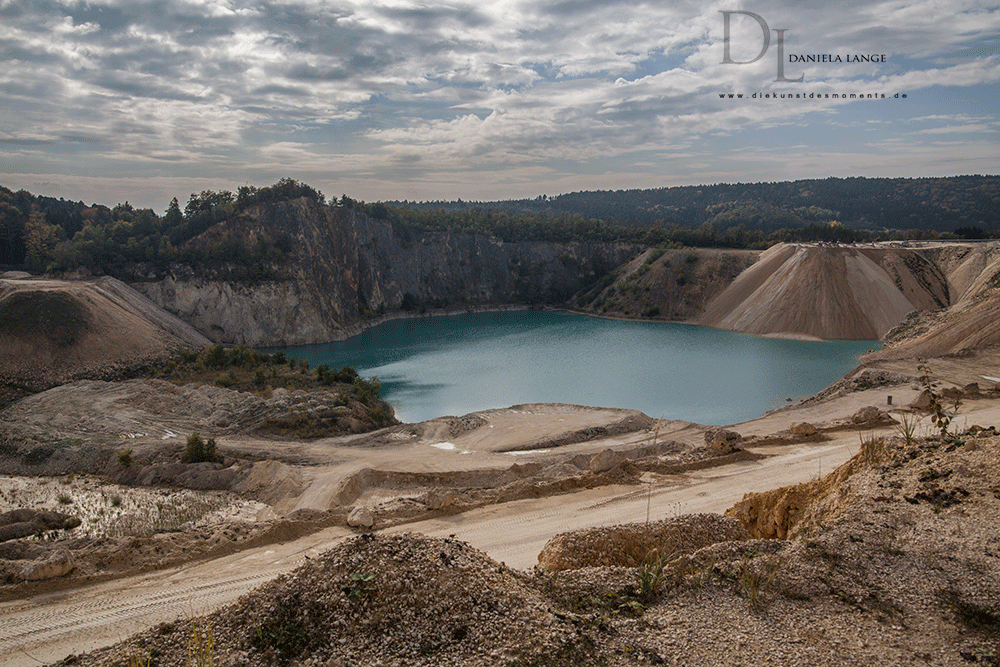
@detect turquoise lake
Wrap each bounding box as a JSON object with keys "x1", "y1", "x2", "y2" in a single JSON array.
[{"x1": 274, "y1": 311, "x2": 878, "y2": 425}]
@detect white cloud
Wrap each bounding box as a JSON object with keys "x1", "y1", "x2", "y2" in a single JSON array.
[{"x1": 0, "y1": 0, "x2": 997, "y2": 207}]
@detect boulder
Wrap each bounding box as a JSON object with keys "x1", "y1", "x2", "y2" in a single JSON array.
[
  {"x1": 589, "y1": 448, "x2": 624, "y2": 474},
  {"x1": 704, "y1": 429, "x2": 742, "y2": 455},
  {"x1": 347, "y1": 505, "x2": 374, "y2": 529},
  {"x1": 910, "y1": 389, "x2": 933, "y2": 410},
  {"x1": 941, "y1": 386, "x2": 964, "y2": 401},
  {"x1": 424, "y1": 489, "x2": 458, "y2": 510},
  {"x1": 0, "y1": 509, "x2": 81, "y2": 543},
  {"x1": 962, "y1": 382, "x2": 981, "y2": 398},
  {"x1": 789, "y1": 422, "x2": 818, "y2": 437},
  {"x1": 21, "y1": 548, "x2": 75, "y2": 581},
  {"x1": 851, "y1": 406, "x2": 892, "y2": 425}
]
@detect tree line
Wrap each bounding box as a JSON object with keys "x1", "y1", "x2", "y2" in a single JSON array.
[
  {"x1": 2, "y1": 176, "x2": 997, "y2": 280},
  {"x1": 386, "y1": 175, "x2": 1000, "y2": 234}
]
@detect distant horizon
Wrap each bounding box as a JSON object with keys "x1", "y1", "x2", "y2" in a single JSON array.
[
  {"x1": 5, "y1": 172, "x2": 998, "y2": 214},
  {"x1": 3, "y1": 1, "x2": 997, "y2": 212}
]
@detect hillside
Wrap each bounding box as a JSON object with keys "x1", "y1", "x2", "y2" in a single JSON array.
[
  {"x1": 388, "y1": 175, "x2": 1000, "y2": 232},
  {"x1": 0, "y1": 275, "x2": 210, "y2": 403},
  {"x1": 696, "y1": 243, "x2": 962, "y2": 340},
  {"x1": 865, "y1": 242, "x2": 1000, "y2": 360},
  {"x1": 134, "y1": 198, "x2": 641, "y2": 346},
  {"x1": 570, "y1": 247, "x2": 759, "y2": 320}
]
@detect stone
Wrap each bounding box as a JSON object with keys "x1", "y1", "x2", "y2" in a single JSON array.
[
  {"x1": 789, "y1": 422, "x2": 818, "y2": 437},
  {"x1": 21, "y1": 548, "x2": 74, "y2": 581},
  {"x1": 704, "y1": 429, "x2": 742, "y2": 454},
  {"x1": 347, "y1": 505, "x2": 374, "y2": 528},
  {"x1": 962, "y1": 382, "x2": 981, "y2": 398},
  {"x1": 424, "y1": 489, "x2": 458, "y2": 510},
  {"x1": 910, "y1": 389, "x2": 933, "y2": 410},
  {"x1": 941, "y1": 386, "x2": 964, "y2": 401},
  {"x1": 851, "y1": 406, "x2": 888, "y2": 425},
  {"x1": 589, "y1": 448, "x2": 624, "y2": 474}
]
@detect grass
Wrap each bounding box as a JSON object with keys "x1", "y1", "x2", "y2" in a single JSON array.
[
  {"x1": 858, "y1": 432, "x2": 889, "y2": 465},
  {"x1": 188, "y1": 620, "x2": 215, "y2": 667},
  {"x1": 633, "y1": 548, "x2": 676, "y2": 602},
  {"x1": 730, "y1": 549, "x2": 782, "y2": 611}
]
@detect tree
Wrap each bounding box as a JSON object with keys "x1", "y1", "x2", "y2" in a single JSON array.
[
  {"x1": 164, "y1": 197, "x2": 183, "y2": 227},
  {"x1": 23, "y1": 209, "x2": 60, "y2": 271}
]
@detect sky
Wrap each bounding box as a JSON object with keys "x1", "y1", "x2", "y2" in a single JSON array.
[{"x1": 1, "y1": 0, "x2": 998, "y2": 212}]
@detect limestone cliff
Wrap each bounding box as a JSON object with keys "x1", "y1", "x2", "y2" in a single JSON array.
[{"x1": 134, "y1": 198, "x2": 641, "y2": 346}]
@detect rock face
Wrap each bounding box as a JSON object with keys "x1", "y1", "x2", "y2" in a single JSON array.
[{"x1": 135, "y1": 199, "x2": 642, "y2": 346}]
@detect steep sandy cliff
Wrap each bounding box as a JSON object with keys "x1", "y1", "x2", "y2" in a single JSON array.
[
  {"x1": 866, "y1": 242, "x2": 1000, "y2": 359},
  {"x1": 697, "y1": 243, "x2": 953, "y2": 340},
  {"x1": 135, "y1": 199, "x2": 641, "y2": 346}
]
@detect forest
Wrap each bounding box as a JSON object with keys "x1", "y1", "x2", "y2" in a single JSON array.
[
  {"x1": 1, "y1": 175, "x2": 997, "y2": 280},
  {"x1": 386, "y1": 176, "x2": 1000, "y2": 232}
]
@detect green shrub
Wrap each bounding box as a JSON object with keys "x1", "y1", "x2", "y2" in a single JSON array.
[
  {"x1": 184, "y1": 433, "x2": 220, "y2": 463},
  {"x1": 204, "y1": 344, "x2": 228, "y2": 369},
  {"x1": 118, "y1": 448, "x2": 133, "y2": 467}
]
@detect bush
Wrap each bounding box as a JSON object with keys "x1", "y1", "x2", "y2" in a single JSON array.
[
  {"x1": 118, "y1": 448, "x2": 133, "y2": 467},
  {"x1": 184, "y1": 433, "x2": 220, "y2": 463},
  {"x1": 204, "y1": 344, "x2": 228, "y2": 369}
]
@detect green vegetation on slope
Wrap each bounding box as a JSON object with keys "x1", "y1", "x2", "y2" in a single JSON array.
[
  {"x1": 134, "y1": 344, "x2": 397, "y2": 438},
  {"x1": 2, "y1": 175, "x2": 997, "y2": 280}
]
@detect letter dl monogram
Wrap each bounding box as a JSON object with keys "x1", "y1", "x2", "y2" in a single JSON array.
[{"x1": 720, "y1": 10, "x2": 803, "y2": 82}]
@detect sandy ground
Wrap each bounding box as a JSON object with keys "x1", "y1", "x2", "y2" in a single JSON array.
[{"x1": 5, "y1": 367, "x2": 1000, "y2": 666}]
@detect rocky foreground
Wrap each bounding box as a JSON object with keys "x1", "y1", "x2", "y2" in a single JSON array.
[{"x1": 68, "y1": 431, "x2": 1000, "y2": 667}]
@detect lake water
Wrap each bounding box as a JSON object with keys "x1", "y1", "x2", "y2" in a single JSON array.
[{"x1": 275, "y1": 311, "x2": 878, "y2": 425}]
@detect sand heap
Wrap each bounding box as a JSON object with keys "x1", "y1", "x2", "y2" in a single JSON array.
[
  {"x1": 697, "y1": 243, "x2": 947, "y2": 340},
  {"x1": 0, "y1": 276, "x2": 210, "y2": 391}
]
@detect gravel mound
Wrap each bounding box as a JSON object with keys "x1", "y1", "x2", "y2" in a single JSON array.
[
  {"x1": 79, "y1": 533, "x2": 598, "y2": 667},
  {"x1": 537, "y1": 513, "x2": 749, "y2": 570}
]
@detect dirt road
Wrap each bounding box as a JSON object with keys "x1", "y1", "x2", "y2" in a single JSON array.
[
  {"x1": 6, "y1": 381, "x2": 999, "y2": 667},
  {"x1": 0, "y1": 437, "x2": 857, "y2": 667}
]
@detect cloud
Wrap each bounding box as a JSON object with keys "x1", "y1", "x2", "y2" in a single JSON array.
[{"x1": 0, "y1": 0, "x2": 997, "y2": 208}]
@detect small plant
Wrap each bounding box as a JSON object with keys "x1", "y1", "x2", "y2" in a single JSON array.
[
  {"x1": 858, "y1": 431, "x2": 888, "y2": 465},
  {"x1": 347, "y1": 571, "x2": 376, "y2": 603},
  {"x1": 126, "y1": 647, "x2": 151, "y2": 667},
  {"x1": 893, "y1": 412, "x2": 921, "y2": 447},
  {"x1": 733, "y1": 550, "x2": 782, "y2": 611},
  {"x1": 917, "y1": 360, "x2": 962, "y2": 437},
  {"x1": 118, "y1": 448, "x2": 134, "y2": 467},
  {"x1": 188, "y1": 620, "x2": 214, "y2": 667},
  {"x1": 56, "y1": 492, "x2": 73, "y2": 505},
  {"x1": 634, "y1": 548, "x2": 676, "y2": 602},
  {"x1": 110, "y1": 494, "x2": 122, "y2": 507}
]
